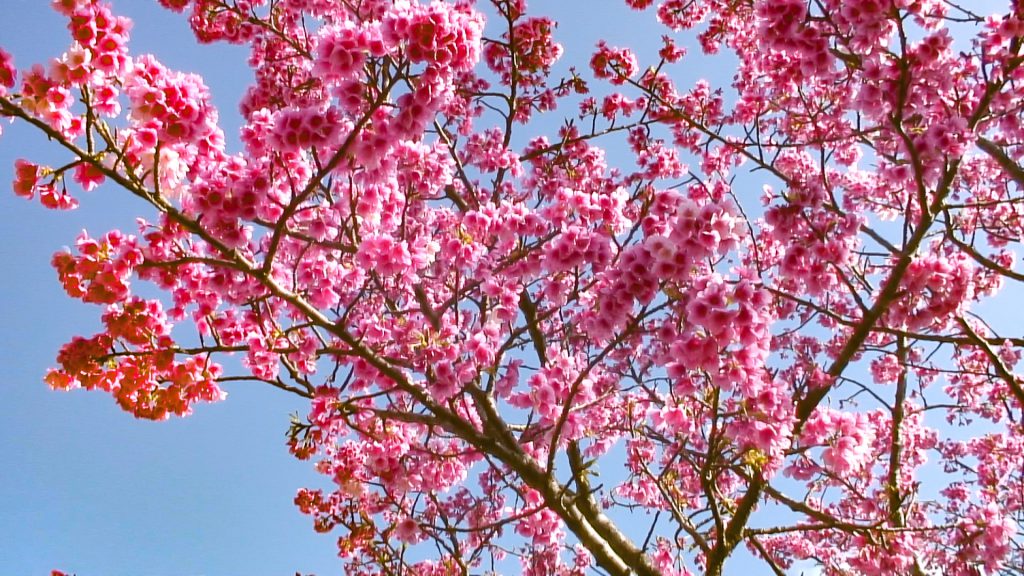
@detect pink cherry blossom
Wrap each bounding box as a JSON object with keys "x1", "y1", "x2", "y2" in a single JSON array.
[{"x1": 4, "y1": 1, "x2": 1024, "y2": 575}]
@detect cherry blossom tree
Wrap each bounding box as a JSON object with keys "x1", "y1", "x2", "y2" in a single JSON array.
[{"x1": 4, "y1": 0, "x2": 1024, "y2": 574}]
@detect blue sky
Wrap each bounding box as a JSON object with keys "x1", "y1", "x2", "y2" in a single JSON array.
[{"x1": 0, "y1": 2, "x2": 337, "y2": 575}]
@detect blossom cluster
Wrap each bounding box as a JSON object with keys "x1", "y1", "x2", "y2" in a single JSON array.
[{"x1": 3, "y1": 0, "x2": 1024, "y2": 575}]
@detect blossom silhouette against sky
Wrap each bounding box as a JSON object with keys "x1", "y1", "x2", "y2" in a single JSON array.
[
  {"x1": 1, "y1": 1, "x2": 1018, "y2": 575},
  {"x1": 0, "y1": 2, "x2": 680, "y2": 575}
]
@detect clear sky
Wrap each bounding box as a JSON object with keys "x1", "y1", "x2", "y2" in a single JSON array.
[
  {"x1": 1, "y1": 2, "x2": 344, "y2": 575},
  {"x1": 1, "y1": 1, "x2": 1015, "y2": 576}
]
